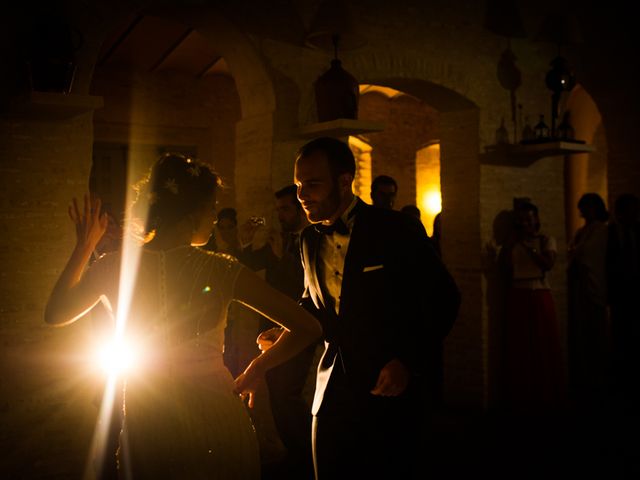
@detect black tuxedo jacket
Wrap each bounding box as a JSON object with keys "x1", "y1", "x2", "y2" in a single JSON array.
[{"x1": 300, "y1": 200, "x2": 460, "y2": 415}]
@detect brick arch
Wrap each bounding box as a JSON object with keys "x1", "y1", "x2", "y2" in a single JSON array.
[
  {"x1": 170, "y1": 10, "x2": 277, "y2": 119},
  {"x1": 563, "y1": 84, "x2": 605, "y2": 239},
  {"x1": 358, "y1": 76, "x2": 484, "y2": 408},
  {"x1": 365, "y1": 77, "x2": 478, "y2": 113}
]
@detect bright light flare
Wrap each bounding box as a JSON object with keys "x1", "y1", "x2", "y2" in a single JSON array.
[
  {"x1": 96, "y1": 338, "x2": 139, "y2": 377},
  {"x1": 422, "y1": 190, "x2": 442, "y2": 215},
  {"x1": 83, "y1": 106, "x2": 154, "y2": 480}
]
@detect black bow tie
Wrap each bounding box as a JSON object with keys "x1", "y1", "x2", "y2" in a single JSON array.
[{"x1": 314, "y1": 218, "x2": 349, "y2": 235}]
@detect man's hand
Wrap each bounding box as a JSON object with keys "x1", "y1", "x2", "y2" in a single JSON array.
[
  {"x1": 238, "y1": 219, "x2": 261, "y2": 246},
  {"x1": 256, "y1": 327, "x2": 284, "y2": 352},
  {"x1": 370, "y1": 358, "x2": 410, "y2": 397}
]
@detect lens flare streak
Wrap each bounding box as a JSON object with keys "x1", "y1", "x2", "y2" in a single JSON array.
[{"x1": 83, "y1": 146, "x2": 150, "y2": 480}]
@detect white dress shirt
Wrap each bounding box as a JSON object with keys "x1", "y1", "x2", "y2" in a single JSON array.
[{"x1": 319, "y1": 196, "x2": 359, "y2": 315}]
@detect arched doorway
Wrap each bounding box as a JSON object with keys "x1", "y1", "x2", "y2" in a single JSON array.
[
  {"x1": 356, "y1": 77, "x2": 484, "y2": 408},
  {"x1": 563, "y1": 84, "x2": 607, "y2": 241}
]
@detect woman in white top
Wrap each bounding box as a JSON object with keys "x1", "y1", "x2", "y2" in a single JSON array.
[
  {"x1": 44, "y1": 153, "x2": 322, "y2": 479},
  {"x1": 500, "y1": 200, "x2": 566, "y2": 412}
]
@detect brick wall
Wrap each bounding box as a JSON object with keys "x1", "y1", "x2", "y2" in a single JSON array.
[
  {"x1": 0, "y1": 113, "x2": 99, "y2": 477},
  {"x1": 91, "y1": 68, "x2": 241, "y2": 209}
]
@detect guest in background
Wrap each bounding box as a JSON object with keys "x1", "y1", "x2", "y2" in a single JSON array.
[
  {"x1": 567, "y1": 193, "x2": 610, "y2": 409},
  {"x1": 208, "y1": 207, "x2": 241, "y2": 257},
  {"x1": 242, "y1": 185, "x2": 319, "y2": 479},
  {"x1": 499, "y1": 200, "x2": 565, "y2": 413},
  {"x1": 205, "y1": 206, "x2": 261, "y2": 378},
  {"x1": 484, "y1": 209, "x2": 517, "y2": 407},
  {"x1": 431, "y1": 212, "x2": 442, "y2": 258},
  {"x1": 370, "y1": 175, "x2": 398, "y2": 210},
  {"x1": 606, "y1": 193, "x2": 640, "y2": 408},
  {"x1": 400, "y1": 204, "x2": 421, "y2": 220}
]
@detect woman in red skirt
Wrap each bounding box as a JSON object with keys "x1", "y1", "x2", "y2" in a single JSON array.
[{"x1": 499, "y1": 200, "x2": 566, "y2": 413}]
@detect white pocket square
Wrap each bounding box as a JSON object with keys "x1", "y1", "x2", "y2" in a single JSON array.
[{"x1": 363, "y1": 264, "x2": 384, "y2": 273}]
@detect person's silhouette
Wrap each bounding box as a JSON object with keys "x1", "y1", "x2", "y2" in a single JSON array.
[{"x1": 371, "y1": 175, "x2": 398, "y2": 210}]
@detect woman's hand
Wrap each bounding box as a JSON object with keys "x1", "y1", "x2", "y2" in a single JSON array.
[
  {"x1": 69, "y1": 195, "x2": 108, "y2": 252},
  {"x1": 233, "y1": 359, "x2": 266, "y2": 409},
  {"x1": 45, "y1": 195, "x2": 109, "y2": 326}
]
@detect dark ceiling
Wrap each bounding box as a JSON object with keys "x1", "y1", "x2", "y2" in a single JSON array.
[{"x1": 96, "y1": 15, "x2": 230, "y2": 78}]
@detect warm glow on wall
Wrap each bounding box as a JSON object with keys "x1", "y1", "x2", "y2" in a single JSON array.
[
  {"x1": 359, "y1": 84, "x2": 404, "y2": 99},
  {"x1": 422, "y1": 189, "x2": 442, "y2": 214},
  {"x1": 349, "y1": 136, "x2": 373, "y2": 204},
  {"x1": 416, "y1": 143, "x2": 441, "y2": 236}
]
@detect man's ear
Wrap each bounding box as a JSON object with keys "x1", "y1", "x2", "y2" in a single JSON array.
[{"x1": 338, "y1": 173, "x2": 354, "y2": 192}]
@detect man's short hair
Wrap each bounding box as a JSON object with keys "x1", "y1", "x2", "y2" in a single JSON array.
[
  {"x1": 217, "y1": 207, "x2": 238, "y2": 225},
  {"x1": 296, "y1": 137, "x2": 356, "y2": 178},
  {"x1": 275, "y1": 184, "x2": 297, "y2": 199},
  {"x1": 400, "y1": 204, "x2": 421, "y2": 219},
  {"x1": 371, "y1": 175, "x2": 398, "y2": 193}
]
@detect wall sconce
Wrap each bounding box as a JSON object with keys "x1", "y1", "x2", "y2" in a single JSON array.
[{"x1": 305, "y1": 0, "x2": 367, "y2": 122}]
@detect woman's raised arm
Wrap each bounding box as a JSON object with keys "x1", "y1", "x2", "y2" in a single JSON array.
[{"x1": 44, "y1": 195, "x2": 109, "y2": 326}]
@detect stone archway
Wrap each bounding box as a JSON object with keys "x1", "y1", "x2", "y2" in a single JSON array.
[
  {"x1": 563, "y1": 84, "x2": 606, "y2": 239},
  {"x1": 176, "y1": 9, "x2": 279, "y2": 219},
  {"x1": 357, "y1": 77, "x2": 484, "y2": 408}
]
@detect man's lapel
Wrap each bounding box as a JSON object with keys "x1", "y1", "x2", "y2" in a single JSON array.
[
  {"x1": 304, "y1": 199, "x2": 370, "y2": 314},
  {"x1": 302, "y1": 226, "x2": 327, "y2": 309}
]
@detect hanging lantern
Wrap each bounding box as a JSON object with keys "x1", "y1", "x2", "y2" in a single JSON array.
[
  {"x1": 314, "y1": 35, "x2": 359, "y2": 121},
  {"x1": 306, "y1": 0, "x2": 366, "y2": 122}
]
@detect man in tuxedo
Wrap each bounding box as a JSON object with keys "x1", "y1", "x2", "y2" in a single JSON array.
[{"x1": 294, "y1": 137, "x2": 460, "y2": 479}]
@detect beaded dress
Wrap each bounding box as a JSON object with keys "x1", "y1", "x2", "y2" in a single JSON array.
[{"x1": 89, "y1": 245, "x2": 260, "y2": 479}]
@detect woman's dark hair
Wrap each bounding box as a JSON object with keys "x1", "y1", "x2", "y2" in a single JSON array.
[
  {"x1": 577, "y1": 193, "x2": 609, "y2": 222},
  {"x1": 514, "y1": 200, "x2": 541, "y2": 232},
  {"x1": 132, "y1": 153, "x2": 221, "y2": 240}
]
